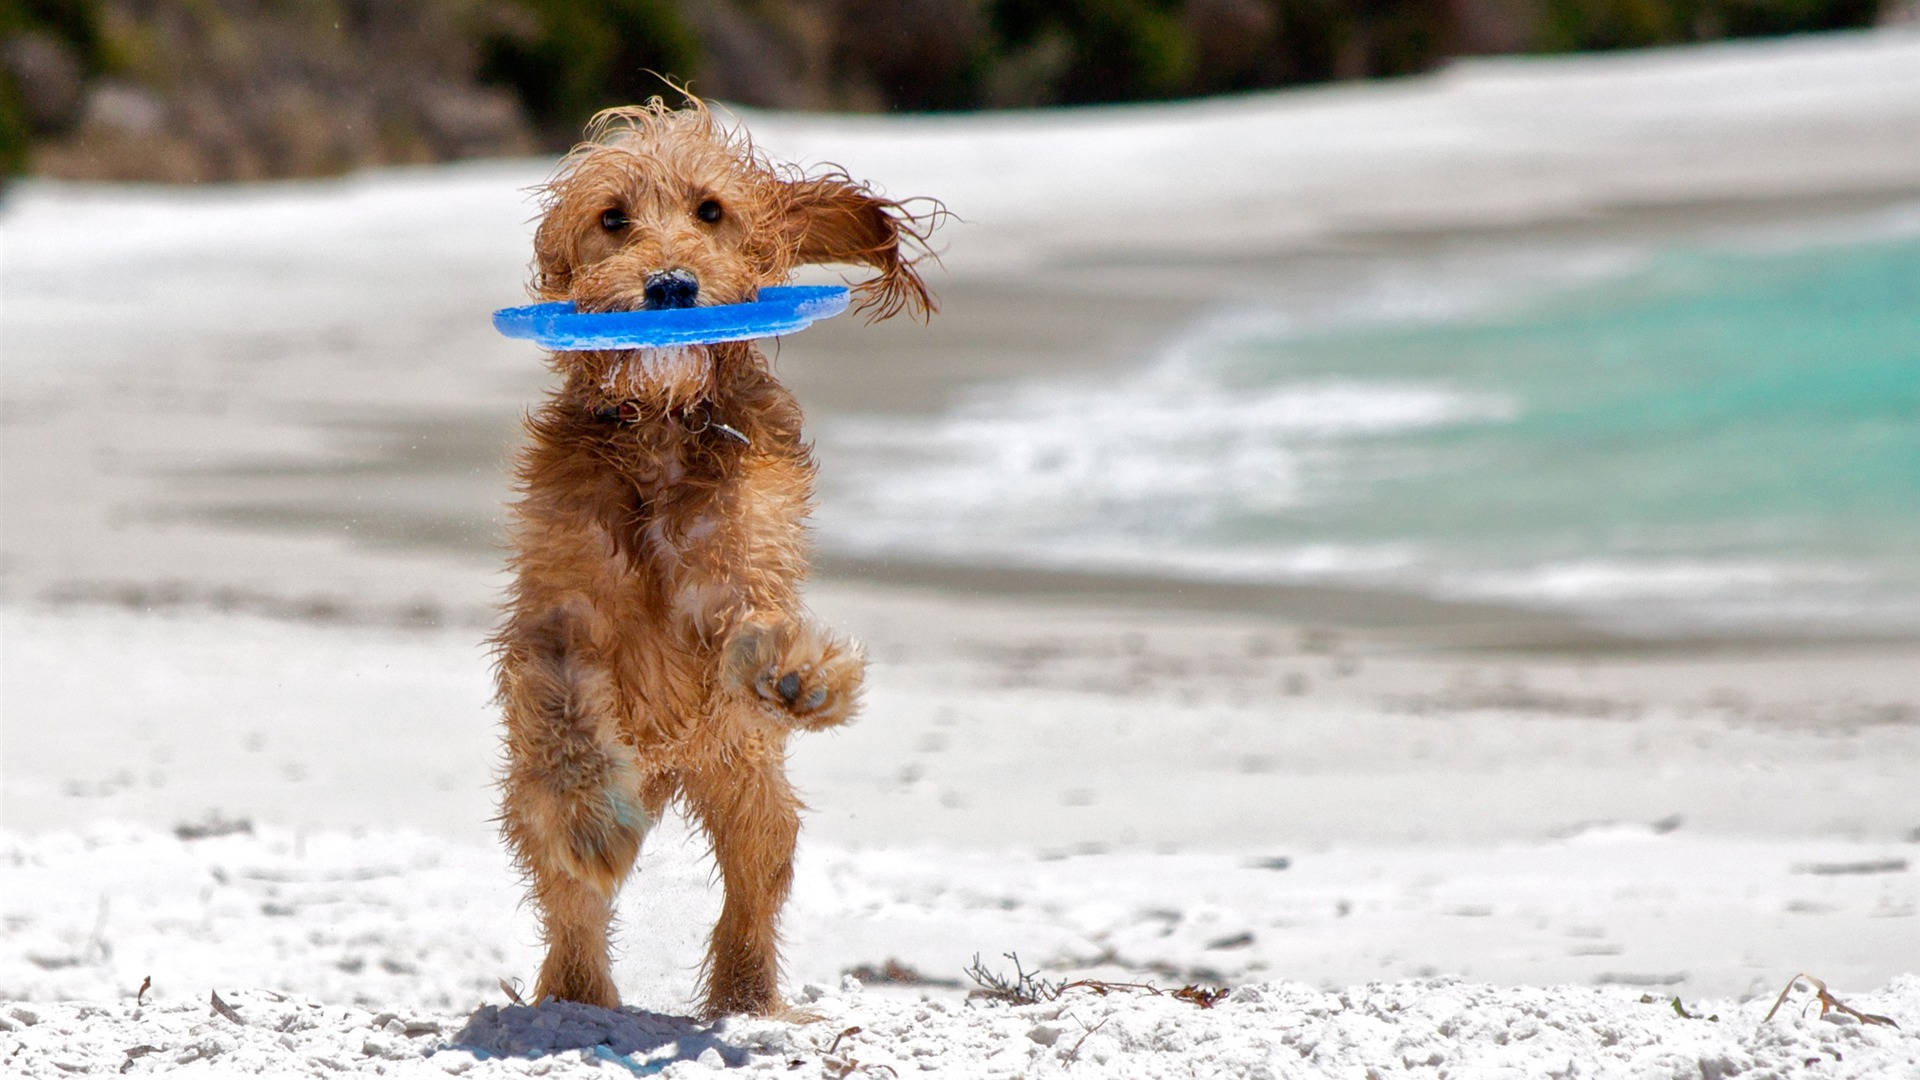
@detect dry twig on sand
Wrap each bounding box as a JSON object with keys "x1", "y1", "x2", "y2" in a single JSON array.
[
  {"x1": 208, "y1": 990, "x2": 245, "y2": 1026},
  {"x1": 819, "y1": 1025, "x2": 897, "y2": 1078},
  {"x1": 826, "y1": 1027, "x2": 862, "y2": 1055},
  {"x1": 965, "y1": 953, "x2": 1228, "y2": 1009},
  {"x1": 1762, "y1": 973, "x2": 1898, "y2": 1029},
  {"x1": 965, "y1": 953, "x2": 1065, "y2": 1006},
  {"x1": 497, "y1": 977, "x2": 526, "y2": 1006},
  {"x1": 1172, "y1": 985, "x2": 1230, "y2": 1009},
  {"x1": 1063, "y1": 1016, "x2": 1111, "y2": 1063}
]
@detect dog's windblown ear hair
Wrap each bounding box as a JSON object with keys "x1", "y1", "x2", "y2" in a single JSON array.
[
  {"x1": 531, "y1": 195, "x2": 581, "y2": 300},
  {"x1": 783, "y1": 174, "x2": 940, "y2": 321},
  {"x1": 530, "y1": 143, "x2": 617, "y2": 300}
]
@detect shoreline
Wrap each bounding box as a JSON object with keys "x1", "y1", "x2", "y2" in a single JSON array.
[
  {"x1": 20, "y1": 551, "x2": 1920, "y2": 657},
  {"x1": 813, "y1": 555, "x2": 1920, "y2": 655}
]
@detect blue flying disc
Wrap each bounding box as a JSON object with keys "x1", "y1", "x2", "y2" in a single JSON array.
[{"x1": 492, "y1": 285, "x2": 850, "y2": 350}]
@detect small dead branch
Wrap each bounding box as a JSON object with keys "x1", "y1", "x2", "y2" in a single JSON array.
[
  {"x1": 497, "y1": 977, "x2": 526, "y2": 1006},
  {"x1": 135, "y1": 976, "x2": 150, "y2": 1005},
  {"x1": 1057, "y1": 978, "x2": 1161, "y2": 999},
  {"x1": 1063, "y1": 1016, "x2": 1110, "y2": 1064},
  {"x1": 1172, "y1": 984, "x2": 1229, "y2": 1009},
  {"x1": 826, "y1": 1027, "x2": 862, "y2": 1055},
  {"x1": 1762, "y1": 973, "x2": 1898, "y2": 1029},
  {"x1": 965, "y1": 953, "x2": 1065, "y2": 1006},
  {"x1": 819, "y1": 1026, "x2": 895, "y2": 1078},
  {"x1": 208, "y1": 990, "x2": 244, "y2": 1026},
  {"x1": 965, "y1": 953, "x2": 1227, "y2": 1009}
]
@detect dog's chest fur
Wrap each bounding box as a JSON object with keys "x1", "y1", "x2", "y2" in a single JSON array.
[{"x1": 505, "y1": 348, "x2": 814, "y2": 736}]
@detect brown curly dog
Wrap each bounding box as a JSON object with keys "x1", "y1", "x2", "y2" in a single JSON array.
[{"x1": 492, "y1": 97, "x2": 937, "y2": 1018}]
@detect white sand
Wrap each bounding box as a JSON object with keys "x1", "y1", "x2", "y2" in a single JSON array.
[
  {"x1": 4, "y1": 599, "x2": 1916, "y2": 1076},
  {"x1": 3, "y1": 818, "x2": 1916, "y2": 1077},
  {"x1": 6, "y1": 971, "x2": 1917, "y2": 1077}
]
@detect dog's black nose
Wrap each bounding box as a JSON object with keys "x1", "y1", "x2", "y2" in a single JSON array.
[{"x1": 642, "y1": 269, "x2": 699, "y2": 310}]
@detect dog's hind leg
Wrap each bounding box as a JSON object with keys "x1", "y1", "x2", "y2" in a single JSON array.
[
  {"x1": 681, "y1": 751, "x2": 802, "y2": 1017},
  {"x1": 497, "y1": 609, "x2": 649, "y2": 1009}
]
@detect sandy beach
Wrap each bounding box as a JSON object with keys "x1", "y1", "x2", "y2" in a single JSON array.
[
  {"x1": 4, "y1": 28, "x2": 1919, "y2": 1077},
  {"x1": 5, "y1": 596, "x2": 1918, "y2": 1074}
]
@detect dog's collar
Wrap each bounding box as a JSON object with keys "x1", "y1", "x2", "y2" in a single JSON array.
[{"x1": 590, "y1": 400, "x2": 750, "y2": 446}]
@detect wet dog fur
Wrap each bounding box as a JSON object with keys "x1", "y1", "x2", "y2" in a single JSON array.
[{"x1": 492, "y1": 97, "x2": 936, "y2": 1018}]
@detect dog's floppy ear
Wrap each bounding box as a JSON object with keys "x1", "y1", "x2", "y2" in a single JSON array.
[
  {"x1": 782, "y1": 174, "x2": 938, "y2": 321},
  {"x1": 531, "y1": 197, "x2": 581, "y2": 300},
  {"x1": 530, "y1": 142, "x2": 615, "y2": 300}
]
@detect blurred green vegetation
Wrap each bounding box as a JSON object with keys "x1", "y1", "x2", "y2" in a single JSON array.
[
  {"x1": 1536, "y1": 0, "x2": 1884, "y2": 50},
  {"x1": 470, "y1": 0, "x2": 1888, "y2": 114},
  {"x1": 478, "y1": 0, "x2": 702, "y2": 137},
  {"x1": 0, "y1": 0, "x2": 1894, "y2": 180},
  {"x1": 991, "y1": 0, "x2": 1198, "y2": 104},
  {"x1": 0, "y1": 65, "x2": 20, "y2": 176},
  {"x1": 0, "y1": 0, "x2": 105, "y2": 174}
]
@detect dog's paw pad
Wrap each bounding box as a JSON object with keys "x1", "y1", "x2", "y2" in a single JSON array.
[
  {"x1": 775, "y1": 672, "x2": 802, "y2": 703},
  {"x1": 756, "y1": 666, "x2": 830, "y2": 717},
  {"x1": 724, "y1": 619, "x2": 863, "y2": 729}
]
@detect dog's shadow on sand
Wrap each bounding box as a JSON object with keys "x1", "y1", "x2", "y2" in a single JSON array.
[{"x1": 446, "y1": 1000, "x2": 748, "y2": 1074}]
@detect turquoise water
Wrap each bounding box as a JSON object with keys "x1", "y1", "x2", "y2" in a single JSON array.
[
  {"x1": 825, "y1": 231, "x2": 1920, "y2": 636},
  {"x1": 1227, "y1": 236, "x2": 1920, "y2": 632}
]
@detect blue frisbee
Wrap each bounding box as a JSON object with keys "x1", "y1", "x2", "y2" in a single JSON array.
[{"x1": 493, "y1": 285, "x2": 850, "y2": 350}]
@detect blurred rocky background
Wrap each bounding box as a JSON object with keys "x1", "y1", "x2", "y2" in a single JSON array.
[{"x1": 1, "y1": 0, "x2": 1908, "y2": 182}]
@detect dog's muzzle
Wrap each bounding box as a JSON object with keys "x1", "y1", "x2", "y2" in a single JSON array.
[{"x1": 642, "y1": 269, "x2": 699, "y2": 310}]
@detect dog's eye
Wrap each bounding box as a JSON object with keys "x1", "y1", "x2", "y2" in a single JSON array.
[
  {"x1": 599, "y1": 208, "x2": 629, "y2": 232},
  {"x1": 696, "y1": 199, "x2": 723, "y2": 224}
]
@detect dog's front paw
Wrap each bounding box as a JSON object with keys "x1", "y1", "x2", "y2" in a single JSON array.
[{"x1": 723, "y1": 618, "x2": 865, "y2": 730}]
